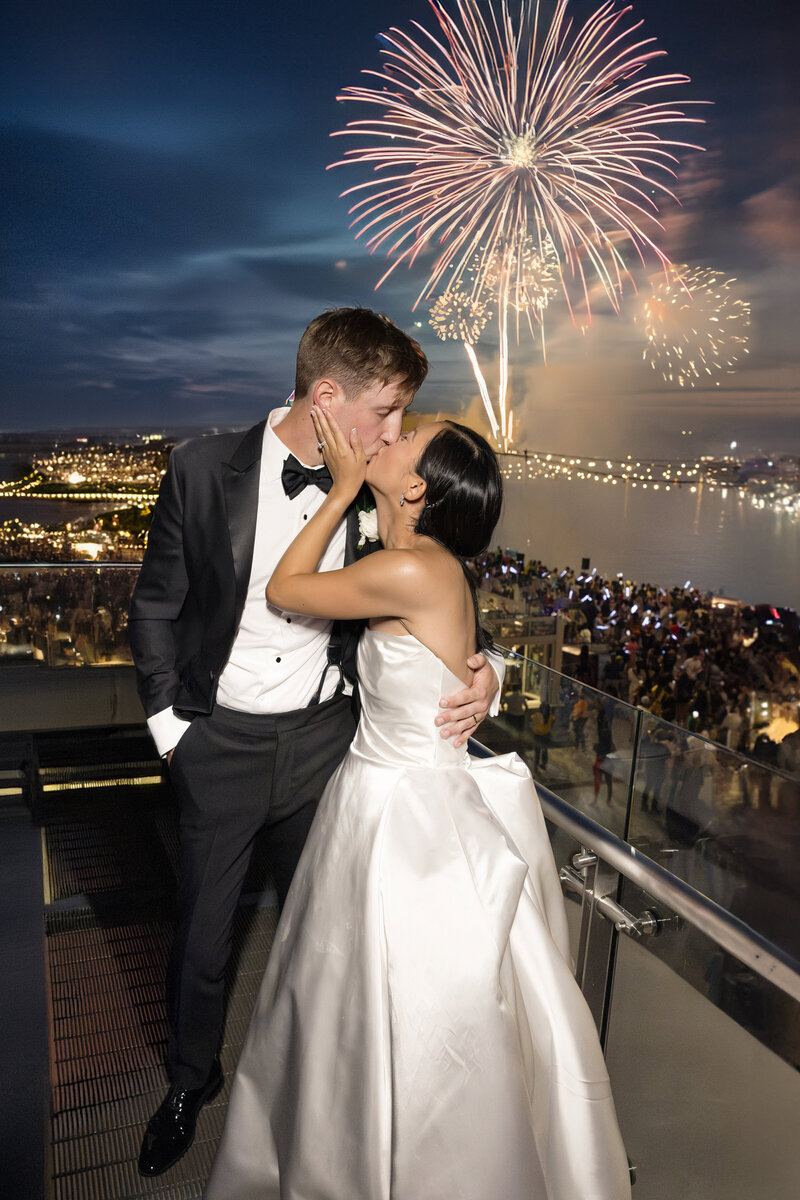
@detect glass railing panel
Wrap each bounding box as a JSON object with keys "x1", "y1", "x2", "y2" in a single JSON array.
[
  {"x1": 483, "y1": 655, "x2": 635, "y2": 838},
  {"x1": 0, "y1": 564, "x2": 139, "y2": 667},
  {"x1": 604, "y1": 879, "x2": 800, "y2": 1197},
  {"x1": 628, "y1": 712, "x2": 800, "y2": 959},
  {"x1": 485, "y1": 651, "x2": 800, "y2": 959}
]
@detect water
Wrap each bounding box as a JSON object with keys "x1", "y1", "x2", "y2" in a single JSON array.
[
  {"x1": 495, "y1": 475, "x2": 800, "y2": 611},
  {"x1": 1, "y1": 470, "x2": 797, "y2": 611},
  {"x1": 0, "y1": 499, "x2": 118, "y2": 526}
]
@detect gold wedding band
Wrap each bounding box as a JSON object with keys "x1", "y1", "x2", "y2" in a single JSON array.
[{"x1": 472, "y1": 714, "x2": 479, "y2": 726}]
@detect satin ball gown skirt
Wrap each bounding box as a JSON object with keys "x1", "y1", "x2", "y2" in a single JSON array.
[{"x1": 204, "y1": 631, "x2": 631, "y2": 1200}]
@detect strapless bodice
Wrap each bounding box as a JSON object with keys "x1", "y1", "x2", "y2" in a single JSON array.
[{"x1": 350, "y1": 629, "x2": 469, "y2": 768}]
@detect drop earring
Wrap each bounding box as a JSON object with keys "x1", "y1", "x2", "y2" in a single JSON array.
[{"x1": 399, "y1": 492, "x2": 405, "y2": 507}]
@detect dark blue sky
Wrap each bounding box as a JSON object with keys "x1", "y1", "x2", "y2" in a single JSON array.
[{"x1": 2, "y1": 0, "x2": 798, "y2": 456}]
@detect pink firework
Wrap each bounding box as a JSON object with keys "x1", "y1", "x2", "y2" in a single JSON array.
[{"x1": 330, "y1": 0, "x2": 703, "y2": 318}]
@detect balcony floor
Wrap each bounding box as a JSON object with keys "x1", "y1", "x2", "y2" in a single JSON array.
[
  {"x1": 35, "y1": 773, "x2": 278, "y2": 1200},
  {"x1": 48, "y1": 902, "x2": 276, "y2": 1200}
]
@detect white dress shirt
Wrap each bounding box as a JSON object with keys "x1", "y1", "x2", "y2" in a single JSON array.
[{"x1": 147, "y1": 408, "x2": 348, "y2": 756}]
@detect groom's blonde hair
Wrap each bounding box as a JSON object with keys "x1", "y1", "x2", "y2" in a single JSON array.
[{"x1": 295, "y1": 307, "x2": 428, "y2": 400}]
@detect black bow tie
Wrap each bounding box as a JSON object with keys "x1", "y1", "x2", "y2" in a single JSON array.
[{"x1": 281, "y1": 454, "x2": 333, "y2": 500}]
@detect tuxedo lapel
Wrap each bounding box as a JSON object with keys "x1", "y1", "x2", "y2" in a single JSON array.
[
  {"x1": 338, "y1": 489, "x2": 380, "y2": 690},
  {"x1": 344, "y1": 504, "x2": 361, "y2": 567},
  {"x1": 222, "y1": 419, "x2": 267, "y2": 622},
  {"x1": 344, "y1": 487, "x2": 380, "y2": 565}
]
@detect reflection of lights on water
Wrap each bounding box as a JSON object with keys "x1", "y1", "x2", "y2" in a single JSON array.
[{"x1": 496, "y1": 446, "x2": 800, "y2": 520}]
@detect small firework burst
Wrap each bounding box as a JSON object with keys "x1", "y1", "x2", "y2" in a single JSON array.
[
  {"x1": 640, "y1": 266, "x2": 751, "y2": 388},
  {"x1": 429, "y1": 289, "x2": 498, "y2": 438},
  {"x1": 429, "y1": 290, "x2": 492, "y2": 344},
  {"x1": 477, "y1": 233, "x2": 560, "y2": 320}
]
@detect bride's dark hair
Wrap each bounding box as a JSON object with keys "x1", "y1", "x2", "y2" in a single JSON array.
[{"x1": 412, "y1": 422, "x2": 502, "y2": 653}]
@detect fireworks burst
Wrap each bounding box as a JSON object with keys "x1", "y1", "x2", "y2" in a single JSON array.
[
  {"x1": 431, "y1": 233, "x2": 561, "y2": 441},
  {"x1": 331, "y1": 0, "x2": 702, "y2": 447},
  {"x1": 331, "y1": 0, "x2": 702, "y2": 316},
  {"x1": 429, "y1": 289, "x2": 497, "y2": 436},
  {"x1": 429, "y1": 290, "x2": 492, "y2": 344},
  {"x1": 478, "y1": 233, "x2": 560, "y2": 321},
  {"x1": 640, "y1": 266, "x2": 751, "y2": 388}
]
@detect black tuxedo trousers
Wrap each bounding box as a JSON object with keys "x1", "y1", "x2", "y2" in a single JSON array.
[
  {"x1": 167, "y1": 693, "x2": 356, "y2": 1087},
  {"x1": 129, "y1": 421, "x2": 376, "y2": 1086}
]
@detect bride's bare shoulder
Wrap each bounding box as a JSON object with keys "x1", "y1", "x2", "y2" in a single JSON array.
[{"x1": 370, "y1": 541, "x2": 460, "y2": 599}]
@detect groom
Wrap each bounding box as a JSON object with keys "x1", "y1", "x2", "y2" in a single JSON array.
[{"x1": 129, "y1": 307, "x2": 502, "y2": 1176}]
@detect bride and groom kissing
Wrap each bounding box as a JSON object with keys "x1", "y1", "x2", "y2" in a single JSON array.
[{"x1": 130, "y1": 307, "x2": 631, "y2": 1198}]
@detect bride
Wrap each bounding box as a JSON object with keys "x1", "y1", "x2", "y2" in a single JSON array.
[{"x1": 204, "y1": 407, "x2": 631, "y2": 1200}]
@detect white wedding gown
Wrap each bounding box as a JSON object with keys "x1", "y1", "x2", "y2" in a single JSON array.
[{"x1": 204, "y1": 630, "x2": 631, "y2": 1200}]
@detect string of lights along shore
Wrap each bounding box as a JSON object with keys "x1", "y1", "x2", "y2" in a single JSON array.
[
  {"x1": 497, "y1": 450, "x2": 800, "y2": 518},
  {"x1": 0, "y1": 434, "x2": 795, "y2": 565},
  {"x1": 331, "y1": 0, "x2": 751, "y2": 449}
]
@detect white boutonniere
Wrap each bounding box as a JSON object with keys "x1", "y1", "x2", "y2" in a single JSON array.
[{"x1": 357, "y1": 505, "x2": 379, "y2": 549}]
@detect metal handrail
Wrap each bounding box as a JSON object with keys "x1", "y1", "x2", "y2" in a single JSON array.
[{"x1": 470, "y1": 739, "x2": 800, "y2": 1005}]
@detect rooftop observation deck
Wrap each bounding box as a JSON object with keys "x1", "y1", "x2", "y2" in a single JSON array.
[{"x1": 1, "y1": 563, "x2": 799, "y2": 1199}]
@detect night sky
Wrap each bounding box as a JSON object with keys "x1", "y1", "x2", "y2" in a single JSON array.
[{"x1": 2, "y1": 0, "x2": 799, "y2": 457}]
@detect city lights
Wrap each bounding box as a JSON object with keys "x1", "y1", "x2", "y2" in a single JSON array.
[
  {"x1": 0, "y1": 437, "x2": 167, "y2": 561},
  {"x1": 499, "y1": 446, "x2": 800, "y2": 518}
]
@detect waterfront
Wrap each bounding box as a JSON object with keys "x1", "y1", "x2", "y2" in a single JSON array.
[
  {"x1": 0, "y1": 499, "x2": 118, "y2": 526},
  {"x1": 496, "y1": 474, "x2": 800, "y2": 611},
  {"x1": 1, "y1": 452, "x2": 798, "y2": 611}
]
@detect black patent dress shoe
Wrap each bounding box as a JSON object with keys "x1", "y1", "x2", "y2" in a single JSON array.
[{"x1": 138, "y1": 1058, "x2": 224, "y2": 1177}]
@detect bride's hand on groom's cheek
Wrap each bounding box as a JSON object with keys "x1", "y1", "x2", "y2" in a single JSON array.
[{"x1": 311, "y1": 404, "x2": 366, "y2": 499}]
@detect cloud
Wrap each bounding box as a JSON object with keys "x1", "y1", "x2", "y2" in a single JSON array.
[
  {"x1": 0, "y1": 122, "x2": 275, "y2": 275},
  {"x1": 742, "y1": 183, "x2": 800, "y2": 260}
]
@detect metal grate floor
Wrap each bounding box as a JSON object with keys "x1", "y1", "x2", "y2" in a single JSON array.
[
  {"x1": 43, "y1": 799, "x2": 176, "y2": 904},
  {"x1": 44, "y1": 805, "x2": 279, "y2": 1200}
]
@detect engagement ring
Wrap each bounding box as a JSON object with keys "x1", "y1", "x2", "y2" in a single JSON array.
[{"x1": 317, "y1": 440, "x2": 327, "y2": 450}]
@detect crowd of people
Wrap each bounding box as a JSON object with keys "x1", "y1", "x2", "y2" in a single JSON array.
[
  {"x1": 4, "y1": 546, "x2": 798, "y2": 765},
  {"x1": 472, "y1": 549, "x2": 800, "y2": 771},
  {"x1": 0, "y1": 566, "x2": 136, "y2": 665},
  {"x1": 3, "y1": 546, "x2": 798, "y2": 776}
]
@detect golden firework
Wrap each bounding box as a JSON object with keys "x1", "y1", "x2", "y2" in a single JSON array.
[
  {"x1": 641, "y1": 265, "x2": 751, "y2": 388},
  {"x1": 429, "y1": 290, "x2": 492, "y2": 344}
]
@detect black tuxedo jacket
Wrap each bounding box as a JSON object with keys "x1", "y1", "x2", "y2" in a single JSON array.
[{"x1": 129, "y1": 419, "x2": 368, "y2": 720}]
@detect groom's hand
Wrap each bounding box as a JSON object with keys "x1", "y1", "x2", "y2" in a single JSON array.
[{"x1": 435, "y1": 653, "x2": 500, "y2": 748}]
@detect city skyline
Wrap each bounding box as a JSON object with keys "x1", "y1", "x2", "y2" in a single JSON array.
[{"x1": 2, "y1": 0, "x2": 799, "y2": 457}]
